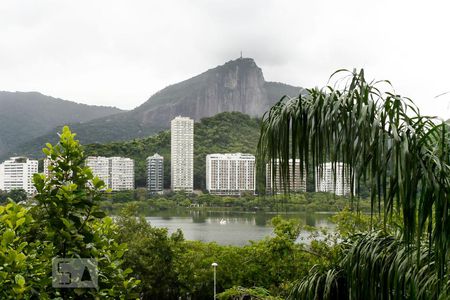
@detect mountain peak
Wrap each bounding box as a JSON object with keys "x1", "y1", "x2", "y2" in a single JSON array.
[
  {"x1": 223, "y1": 57, "x2": 257, "y2": 66},
  {"x1": 6, "y1": 59, "x2": 303, "y2": 158},
  {"x1": 211, "y1": 57, "x2": 261, "y2": 76}
]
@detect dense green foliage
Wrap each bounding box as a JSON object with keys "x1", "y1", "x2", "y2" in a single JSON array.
[
  {"x1": 0, "y1": 91, "x2": 121, "y2": 159},
  {"x1": 289, "y1": 232, "x2": 450, "y2": 300},
  {"x1": 100, "y1": 191, "x2": 372, "y2": 214},
  {"x1": 84, "y1": 112, "x2": 261, "y2": 189},
  {"x1": 258, "y1": 69, "x2": 450, "y2": 298},
  {"x1": 0, "y1": 189, "x2": 27, "y2": 204}
]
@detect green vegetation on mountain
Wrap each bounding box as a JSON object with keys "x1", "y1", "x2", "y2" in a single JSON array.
[
  {"x1": 84, "y1": 112, "x2": 261, "y2": 189},
  {"x1": 8, "y1": 58, "x2": 302, "y2": 159},
  {"x1": 0, "y1": 91, "x2": 122, "y2": 158}
]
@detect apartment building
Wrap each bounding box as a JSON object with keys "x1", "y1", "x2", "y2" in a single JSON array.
[
  {"x1": 171, "y1": 116, "x2": 194, "y2": 192},
  {"x1": 85, "y1": 156, "x2": 134, "y2": 191},
  {"x1": 266, "y1": 159, "x2": 306, "y2": 194},
  {"x1": 315, "y1": 162, "x2": 352, "y2": 196},
  {"x1": 147, "y1": 153, "x2": 164, "y2": 194},
  {"x1": 0, "y1": 157, "x2": 38, "y2": 194},
  {"x1": 86, "y1": 156, "x2": 110, "y2": 188},
  {"x1": 206, "y1": 153, "x2": 255, "y2": 196},
  {"x1": 109, "y1": 157, "x2": 134, "y2": 191}
]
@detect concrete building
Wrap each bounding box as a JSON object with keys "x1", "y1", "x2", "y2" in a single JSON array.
[
  {"x1": 315, "y1": 162, "x2": 352, "y2": 196},
  {"x1": 108, "y1": 157, "x2": 135, "y2": 191},
  {"x1": 43, "y1": 158, "x2": 51, "y2": 178},
  {"x1": 0, "y1": 157, "x2": 38, "y2": 194},
  {"x1": 86, "y1": 156, "x2": 134, "y2": 191},
  {"x1": 147, "y1": 154, "x2": 164, "y2": 194},
  {"x1": 0, "y1": 164, "x2": 3, "y2": 191},
  {"x1": 206, "y1": 153, "x2": 255, "y2": 196},
  {"x1": 86, "y1": 156, "x2": 110, "y2": 188},
  {"x1": 43, "y1": 158, "x2": 57, "y2": 178},
  {"x1": 266, "y1": 159, "x2": 306, "y2": 194},
  {"x1": 171, "y1": 116, "x2": 194, "y2": 192}
]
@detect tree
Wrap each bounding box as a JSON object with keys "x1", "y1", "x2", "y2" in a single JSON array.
[
  {"x1": 258, "y1": 70, "x2": 450, "y2": 299},
  {"x1": 32, "y1": 126, "x2": 139, "y2": 299},
  {"x1": 0, "y1": 189, "x2": 28, "y2": 204},
  {"x1": 116, "y1": 204, "x2": 184, "y2": 299},
  {"x1": 0, "y1": 202, "x2": 52, "y2": 299}
]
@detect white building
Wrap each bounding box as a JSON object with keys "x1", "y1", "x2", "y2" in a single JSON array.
[
  {"x1": 171, "y1": 116, "x2": 194, "y2": 192},
  {"x1": 86, "y1": 156, "x2": 134, "y2": 191},
  {"x1": 315, "y1": 162, "x2": 352, "y2": 196},
  {"x1": 86, "y1": 156, "x2": 110, "y2": 188},
  {"x1": 43, "y1": 158, "x2": 52, "y2": 178},
  {"x1": 109, "y1": 157, "x2": 134, "y2": 191},
  {"x1": 206, "y1": 153, "x2": 255, "y2": 196},
  {"x1": 147, "y1": 154, "x2": 164, "y2": 194},
  {"x1": 266, "y1": 159, "x2": 306, "y2": 194},
  {"x1": 0, "y1": 157, "x2": 38, "y2": 194},
  {"x1": 0, "y1": 164, "x2": 3, "y2": 191}
]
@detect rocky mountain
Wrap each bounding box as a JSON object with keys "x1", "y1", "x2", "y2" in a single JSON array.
[
  {"x1": 134, "y1": 58, "x2": 301, "y2": 123},
  {"x1": 0, "y1": 91, "x2": 122, "y2": 157},
  {"x1": 5, "y1": 58, "x2": 304, "y2": 159}
]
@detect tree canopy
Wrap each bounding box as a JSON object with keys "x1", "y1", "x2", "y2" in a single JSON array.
[{"x1": 258, "y1": 69, "x2": 450, "y2": 298}]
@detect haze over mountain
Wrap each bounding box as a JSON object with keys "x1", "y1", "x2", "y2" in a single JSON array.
[
  {"x1": 0, "y1": 91, "x2": 122, "y2": 157},
  {"x1": 5, "y1": 58, "x2": 304, "y2": 159}
]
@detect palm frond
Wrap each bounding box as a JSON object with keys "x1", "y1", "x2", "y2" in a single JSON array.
[{"x1": 257, "y1": 69, "x2": 450, "y2": 295}]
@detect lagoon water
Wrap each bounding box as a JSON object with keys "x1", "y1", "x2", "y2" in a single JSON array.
[{"x1": 145, "y1": 210, "x2": 335, "y2": 246}]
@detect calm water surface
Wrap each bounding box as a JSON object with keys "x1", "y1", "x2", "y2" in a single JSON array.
[{"x1": 145, "y1": 209, "x2": 335, "y2": 246}]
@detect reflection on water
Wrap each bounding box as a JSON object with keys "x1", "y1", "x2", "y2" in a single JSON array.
[{"x1": 145, "y1": 209, "x2": 335, "y2": 246}]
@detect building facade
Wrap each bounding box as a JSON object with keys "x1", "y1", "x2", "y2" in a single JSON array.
[
  {"x1": 43, "y1": 158, "x2": 52, "y2": 178},
  {"x1": 0, "y1": 157, "x2": 38, "y2": 194},
  {"x1": 147, "y1": 154, "x2": 164, "y2": 194},
  {"x1": 315, "y1": 162, "x2": 351, "y2": 196},
  {"x1": 109, "y1": 157, "x2": 134, "y2": 191},
  {"x1": 171, "y1": 116, "x2": 194, "y2": 192},
  {"x1": 86, "y1": 156, "x2": 110, "y2": 188},
  {"x1": 206, "y1": 153, "x2": 255, "y2": 196},
  {"x1": 266, "y1": 159, "x2": 306, "y2": 194},
  {"x1": 86, "y1": 156, "x2": 134, "y2": 191}
]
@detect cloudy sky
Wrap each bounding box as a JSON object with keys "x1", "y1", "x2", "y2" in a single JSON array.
[{"x1": 1, "y1": 0, "x2": 449, "y2": 117}]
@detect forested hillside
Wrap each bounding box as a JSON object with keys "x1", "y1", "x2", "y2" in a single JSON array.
[
  {"x1": 84, "y1": 112, "x2": 261, "y2": 189},
  {"x1": 0, "y1": 91, "x2": 122, "y2": 158}
]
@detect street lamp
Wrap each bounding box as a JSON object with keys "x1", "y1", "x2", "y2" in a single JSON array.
[{"x1": 211, "y1": 262, "x2": 218, "y2": 299}]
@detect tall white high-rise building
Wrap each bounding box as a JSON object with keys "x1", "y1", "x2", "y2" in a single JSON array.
[
  {"x1": 43, "y1": 158, "x2": 52, "y2": 178},
  {"x1": 147, "y1": 154, "x2": 164, "y2": 194},
  {"x1": 86, "y1": 156, "x2": 134, "y2": 191},
  {"x1": 171, "y1": 116, "x2": 194, "y2": 192},
  {"x1": 266, "y1": 159, "x2": 306, "y2": 194},
  {"x1": 206, "y1": 153, "x2": 255, "y2": 196},
  {"x1": 0, "y1": 164, "x2": 3, "y2": 191},
  {"x1": 86, "y1": 156, "x2": 110, "y2": 188},
  {"x1": 109, "y1": 157, "x2": 134, "y2": 191},
  {"x1": 315, "y1": 162, "x2": 352, "y2": 196},
  {"x1": 0, "y1": 157, "x2": 38, "y2": 194}
]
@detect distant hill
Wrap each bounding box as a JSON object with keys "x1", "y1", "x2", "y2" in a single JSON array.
[
  {"x1": 0, "y1": 91, "x2": 122, "y2": 158},
  {"x1": 83, "y1": 112, "x2": 261, "y2": 189},
  {"x1": 8, "y1": 58, "x2": 303, "y2": 158}
]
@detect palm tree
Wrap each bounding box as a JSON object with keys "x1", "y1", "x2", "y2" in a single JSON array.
[{"x1": 257, "y1": 69, "x2": 450, "y2": 299}]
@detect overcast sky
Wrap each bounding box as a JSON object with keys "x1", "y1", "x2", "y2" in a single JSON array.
[{"x1": 1, "y1": 0, "x2": 449, "y2": 118}]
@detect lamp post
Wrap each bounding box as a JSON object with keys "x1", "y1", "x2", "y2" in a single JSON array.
[{"x1": 211, "y1": 262, "x2": 218, "y2": 299}]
